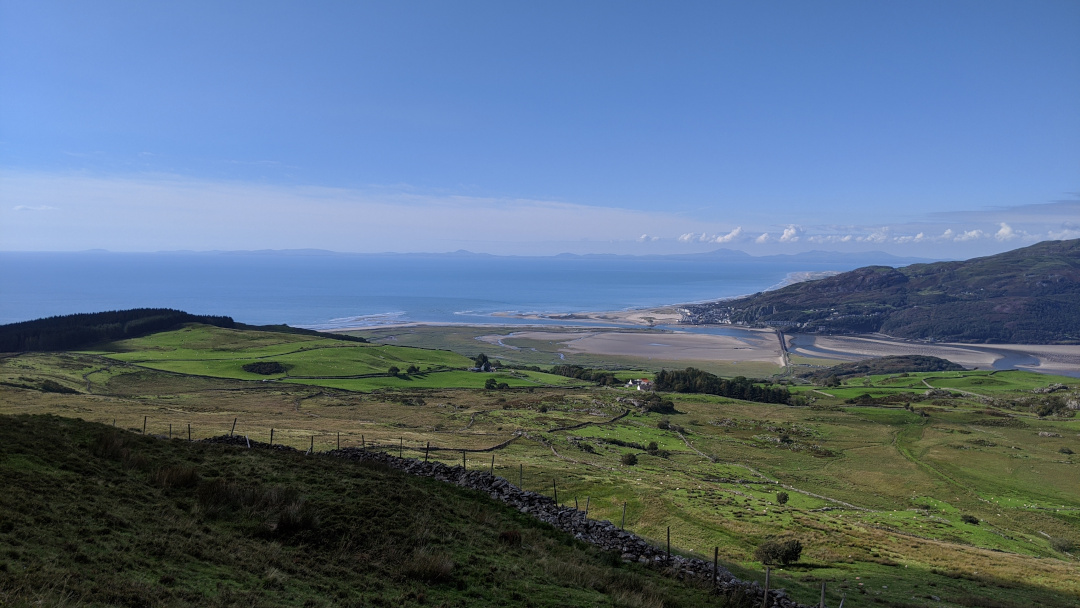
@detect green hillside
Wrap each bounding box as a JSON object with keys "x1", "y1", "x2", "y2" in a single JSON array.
[
  {"x1": 0, "y1": 415, "x2": 743, "y2": 608},
  {"x1": 685, "y1": 238, "x2": 1080, "y2": 343}
]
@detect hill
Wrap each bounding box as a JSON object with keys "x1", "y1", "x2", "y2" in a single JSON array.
[
  {"x1": 0, "y1": 309, "x2": 366, "y2": 353},
  {"x1": 684, "y1": 239, "x2": 1080, "y2": 343},
  {"x1": 799, "y1": 355, "x2": 965, "y2": 382},
  {"x1": 0, "y1": 414, "x2": 752, "y2": 608}
]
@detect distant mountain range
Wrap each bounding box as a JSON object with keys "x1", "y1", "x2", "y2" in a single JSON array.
[
  {"x1": 683, "y1": 239, "x2": 1080, "y2": 344},
  {"x1": 43, "y1": 247, "x2": 936, "y2": 267}
]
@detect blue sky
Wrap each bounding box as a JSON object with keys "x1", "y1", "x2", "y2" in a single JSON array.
[{"x1": 2, "y1": 1, "x2": 1078, "y2": 256}]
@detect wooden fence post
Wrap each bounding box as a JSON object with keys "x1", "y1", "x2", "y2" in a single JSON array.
[
  {"x1": 399, "y1": 437, "x2": 403, "y2": 458},
  {"x1": 574, "y1": 496, "x2": 578, "y2": 510},
  {"x1": 667, "y1": 526, "x2": 671, "y2": 565},
  {"x1": 584, "y1": 496, "x2": 589, "y2": 518},
  {"x1": 187, "y1": 423, "x2": 191, "y2": 441},
  {"x1": 229, "y1": 418, "x2": 237, "y2": 437},
  {"x1": 142, "y1": 416, "x2": 147, "y2": 434},
  {"x1": 519, "y1": 463, "x2": 523, "y2": 487},
  {"x1": 489, "y1": 453, "x2": 495, "y2": 474},
  {"x1": 713, "y1": 547, "x2": 718, "y2": 589},
  {"x1": 762, "y1": 566, "x2": 770, "y2": 608},
  {"x1": 270, "y1": 428, "x2": 274, "y2": 447},
  {"x1": 621, "y1": 502, "x2": 627, "y2": 529},
  {"x1": 361, "y1": 434, "x2": 365, "y2": 448},
  {"x1": 425, "y1": 441, "x2": 430, "y2": 461},
  {"x1": 169, "y1": 424, "x2": 172, "y2": 439},
  {"x1": 338, "y1": 432, "x2": 341, "y2": 449},
  {"x1": 462, "y1": 450, "x2": 466, "y2": 470},
  {"x1": 553, "y1": 479, "x2": 557, "y2": 505},
  {"x1": 309, "y1": 435, "x2": 314, "y2": 455},
  {"x1": 820, "y1": 581, "x2": 826, "y2": 608}
]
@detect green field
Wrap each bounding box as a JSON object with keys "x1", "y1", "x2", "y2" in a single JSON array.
[{"x1": 2, "y1": 323, "x2": 1079, "y2": 607}]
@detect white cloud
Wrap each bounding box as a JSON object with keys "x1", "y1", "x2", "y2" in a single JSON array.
[
  {"x1": 1047, "y1": 227, "x2": 1080, "y2": 240},
  {"x1": 12, "y1": 205, "x2": 57, "y2": 211},
  {"x1": 894, "y1": 232, "x2": 926, "y2": 244},
  {"x1": 941, "y1": 229, "x2": 955, "y2": 240},
  {"x1": 778, "y1": 225, "x2": 802, "y2": 242},
  {"x1": 994, "y1": 222, "x2": 1024, "y2": 241},
  {"x1": 712, "y1": 227, "x2": 743, "y2": 243},
  {"x1": 677, "y1": 233, "x2": 695, "y2": 243},
  {"x1": 755, "y1": 232, "x2": 770, "y2": 244},
  {"x1": 955, "y1": 229, "x2": 986, "y2": 242}
]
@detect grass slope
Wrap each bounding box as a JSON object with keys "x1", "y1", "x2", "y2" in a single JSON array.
[{"x1": 0, "y1": 415, "x2": 741, "y2": 608}]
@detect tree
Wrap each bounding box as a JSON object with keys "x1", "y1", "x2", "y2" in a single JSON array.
[
  {"x1": 776, "y1": 491, "x2": 789, "y2": 505},
  {"x1": 387, "y1": 366, "x2": 400, "y2": 376},
  {"x1": 484, "y1": 378, "x2": 497, "y2": 390},
  {"x1": 621, "y1": 453, "x2": 638, "y2": 466},
  {"x1": 754, "y1": 538, "x2": 802, "y2": 565},
  {"x1": 406, "y1": 364, "x2": 420, "y2": 374}
]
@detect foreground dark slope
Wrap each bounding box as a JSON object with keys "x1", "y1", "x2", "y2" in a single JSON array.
[
  {"x1": 685, "y1": 239, "x2": 1080, "y2": 343},
  {"x1": 0, "y1": 415, "x2": 748, "y2": 608}
]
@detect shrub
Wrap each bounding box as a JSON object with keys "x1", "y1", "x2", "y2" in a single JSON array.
[
  {"x1": 621, "y1": 453, "x2": 638, "y2": 466},
  {"x1": 153, "y1": 465, "x2": 199, "y2": 489},
  {"x1": 498, "y1": 529, "x2": 522, "y2": 547},
  {"x1": 402, "y1": 550, "x2": 454, "y2": 582},
  {"x1": 1059, "y1": 447, "x2": 1074, "y2": 455},
  {"x1": 754, "y1": 538, "x2": 802, "y2": 565},
  {"x1": 406, "y1": 364, "x2": 420, "y2": 374},
  {"x1": 242, "y1": 361, "x2": 286, "y2": 375},
  {"x1": 657, "y1": 418, "x2": 670, "y2": 430},
  {"x1": 776, "y1": 491, "x2": 789, "y2": 505},
  {"x1": 960, "y1": 514, "x2": 979, "y2": 525},
  {"x1": 388, "y1": 366, "x2": 400, "y2": 376},
  {"x1": 1050, "y1": 537, "x2": 1074, "y2": 553}
]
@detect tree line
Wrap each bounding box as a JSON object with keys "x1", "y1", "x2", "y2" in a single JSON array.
[
  {"x1": 0, "y1": 309, "x2": 236, "y2": 352},
  {"x1": 549, "y1": 365, "x2": 621, "y2": 386},
  {"x1": 652, "y1": 368, "x2": 791, "y2": 404}
]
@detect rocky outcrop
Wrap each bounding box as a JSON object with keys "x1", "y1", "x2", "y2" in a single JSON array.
[{"x1": 202, "y1": 434, "x2": 808, "y2": 607}]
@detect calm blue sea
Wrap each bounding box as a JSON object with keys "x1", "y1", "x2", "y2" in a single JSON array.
[{"x1": 0, "y1": 251, "x2": 891, "y2": 328}]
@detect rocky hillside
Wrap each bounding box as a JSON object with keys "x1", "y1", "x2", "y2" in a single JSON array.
[{"x1": 684, "y1": 239, "x2": 1080, "y2": 343}]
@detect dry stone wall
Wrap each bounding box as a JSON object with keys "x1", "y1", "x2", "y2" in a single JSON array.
[{"x1": 203, "y1": 435, "x2": 807, "y2": 608}]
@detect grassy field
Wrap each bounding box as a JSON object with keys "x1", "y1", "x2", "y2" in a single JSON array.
[
  {"x1": 2, "y1": 325, "x2": 1079, "y2": 607},
  {"x1": 0, "y1": 414, "x2": 740, "y2": 608}
]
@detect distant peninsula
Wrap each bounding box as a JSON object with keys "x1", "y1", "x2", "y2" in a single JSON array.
[{"x1": 683, "y1": 238, "x2": 1080, "y2": 344}]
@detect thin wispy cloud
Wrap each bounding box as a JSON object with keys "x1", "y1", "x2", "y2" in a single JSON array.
[
  {"x1": 12, "y1": 205, "x2": 57, "y2": 212},
  {"x1": 1, "y1": 170, "x2": 1075, "y2": 256}
]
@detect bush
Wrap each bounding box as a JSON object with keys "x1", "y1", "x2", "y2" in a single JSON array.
[
  {"x1": 754, "y1": 538, "x2": 802, "y2": 565},
  {"x1": 776, "y1": 491, "x2": 789, "y2": 505},
  {"x1": 388, "y1": 366, "x2": 400, "y2": 376},
  {"x1": 242, "y1": 361, "x2": 286, "y2": 375},
  {"x1": 1059, "y1": 446, "x2": 1074, "y2": 455},
  {"x1": 153, "y1": 465, "x2": 199, "y2": 489},
  {"x1": 960, "y1": 514, "x2": 979, "y2": 525},
  {"x1": 621, "y1": 453, "x2": 638, "y2": 466},
  {"x1": 498, "y1": 529, "x2": 522, "y2": 547},
  {"x1": 1050, "y1": 537, "x2": 1074, "y2": 553}
]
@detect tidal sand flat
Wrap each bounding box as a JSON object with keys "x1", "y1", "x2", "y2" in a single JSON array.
[
  {"x1": 788, "y1": 334, "x2": 1080, "y2": 376},
  {"x1": 481, "y1": 328, "x2": 785, "y2": 366}
]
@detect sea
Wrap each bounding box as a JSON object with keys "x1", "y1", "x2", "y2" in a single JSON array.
[{"x1": 0, "y1": 250, "x2": 917, "y2": 329}]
